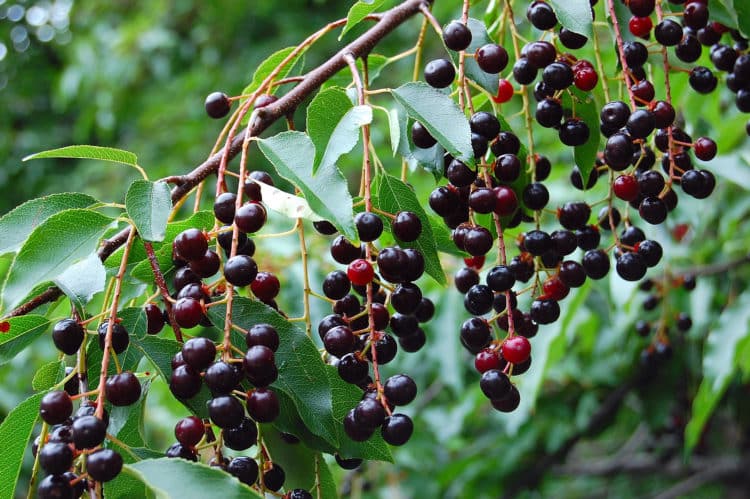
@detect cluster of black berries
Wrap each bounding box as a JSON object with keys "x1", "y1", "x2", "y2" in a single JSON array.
[
  {"x1": 314, "y1": 209, "x2": 431, "y2": 447},
  {"x1": 35, "y1": 391, "x2": 129, "y2": 498}
]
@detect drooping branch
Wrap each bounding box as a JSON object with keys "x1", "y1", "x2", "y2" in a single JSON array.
[{"x1": 5, "y1": 0, "x2": 430, "y2": 319}]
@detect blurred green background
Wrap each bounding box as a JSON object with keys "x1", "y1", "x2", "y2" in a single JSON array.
[{"x1": 2, "y1": 0, "x2": 750, "y2": 498}]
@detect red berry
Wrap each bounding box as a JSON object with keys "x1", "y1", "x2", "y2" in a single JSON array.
[
  {"x1": 492, "y1": 79, "x2": 514, "y2": 104},
  {"x1": 474, "y1": 348, "x2": 502, "y2": 373},
  {"x1": 694, "y1": 136, "x2": 717, "y2": 161},
  {"x1": 574, "y1": 67, "x2": 598, "y2": 91},
  {"x1": 464, "y1": 255, "x2": 485, "y2": 270},
  {"x1": 542, "y1": 276, "x2": 569, "y2": 301},
  {"x1": 250, "y1": 271, "x2": 280, "y2": 301},
  {"x1": 613, "y1": 175, "x2": 640, "y2": 201},
  {"x1": 493, "y1": 186, "x2": 518, "y2": 216},
  {"x1": 347, "y1": 258, "x2": 374, "y2": 286},
  {"x1": 629, "y1": 16, "x2": 653, "y2": 38},
  {"x1": 175, "y1": 416, "x2": 205, "y2": 447},
  {"x1": 502, "y1": 336, "x2": 531, "y2": 364}
]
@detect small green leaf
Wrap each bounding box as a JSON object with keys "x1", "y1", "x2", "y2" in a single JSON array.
[
  {"x1": 386, "y1": 107, "x2": 402, "y2": 156},
  {"x1": 340, "y1": 0, "x2": 387, "y2": 39},
  {"x1": 374, "y1": 173, "x2": 447, "y2": 285},
  {"x1": 0, "y1": 193, "x2": 99, "y2": 255},
  {"x1": 446, "y1": 18, "x2": 499, "y2": 94},
  {"x1": 125, "y1": 458, "x2": 263, "y2": 499},
  {"x1": 120, "y1": 307, "x2": 149, "y2": 340},
  {"x1": 53, "y1": 253, "x2": 106, "y2": 310},
  {"x1": 0, "y1": 392, "x2": 44, "y2": 499},
  {"x1": 391, "y1": 82, "x2": 474, "y2": 165},
  {"x1": 733, "y1": 0, "x2": 750, "y2": 37},
  {"x1": 685, "y1": 293, "x2": 750, "y2": 453},
  {"x1": 242, "y1": 47, "x2": 306, "y2": 98},
  {"x1": 257, "y1": 131, "x2": 356, "y2": 240},
  {"x1": 24, "y1": 145, "x2": 139, "y2": 166},
  {"x1": 249, "y1": 180, "x2": 321, "y2": 220},
  {"x1": 548, "y1": 0, "x2": 593, "y2": 37},
  {"x1": 562, "y1": 88, "x2": 601, "y2": 186},
  {"x1": 1, "y1": 209, "x2": 113, "y2": 313},
  {"x1": 0, "y1": 315, "x2": 50, "y2": 366},
  {"x1": 208, "y1": 297, "x2": 339, "y2": 447},
  {"x1": 32, "y1": 360, "x2": 65, "y2": 391},
  {"x1": 126, "y1": 180, "x2": 172, "y2": 242}
]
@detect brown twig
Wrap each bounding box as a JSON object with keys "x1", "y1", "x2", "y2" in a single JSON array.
[{"x1": 4, "y1": 0, "x2": 429, "y2": 320}]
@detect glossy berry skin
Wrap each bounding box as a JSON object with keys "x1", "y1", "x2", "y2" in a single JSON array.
[
  {"x1": 494, "y1": 186, "x2": 518, "y2": 216},
  {"x1": 502, "y1": 336, "x2": 531, "y2": 364},
  {"x1": 39, "y1": 441, "x2": 73, "y2": 475},
  {"x1": 442, "y1": 21, "x2": 472, "y2": 51},
  {"x1": 694, "y1": 137, "x2": 717, "y2": 161},
  {"x1": 224, "y1": 255, "x2": 258, "y2": 287},
  {"x1": 244, "y1": 345, "x2": 278, "y2": 387},
  {"x1": 251, "y1": 271, "x2": 280, "y2": 301},
  {"x1": 475, "y1": 348, "x2": 503, "y2": 373},
  {"x1": 174, "y1": 229, "x2": 208, "y2": 261},
  {"x1": 175, "y1": 416, "x2": 204, "y2": 447},
  {"x1": 205, "y1": 92, "x2": 231, "y2": 119},
  {"x1": 411, "y1": 121, "x2": 436, "y2": 149},
  {"x1": 574, "y1": 67, "x2": 598, "y2": 91},
  {"x1": 347, "y1": 258, "x2": 375, "y2": 286},
  {"x1": 527, "y1": 1, "x2": 557, "y2": 30},
  {"x1": 392, "y1": 211, "x2": 422, "y2": 242},
  {"x1": 424, "y1": 58, "x2": 456, "y2": 88},
  {"x1": 37, "y1": 474, "x2": 73, "y2": 499},
  {"x1": 52, "y1": 318, "x2": 85, "y2": 355},
  {"x1": 86, "y1": 449, "x2": 123, "y2": 482},
  {"x1": 234, "y1": 202, "x2": 267, "y2": 234},
  {"x1": 166, "y1": 442, "x2": 198, "y2": 461},
  {"x1": 381, "y1": 414, "x2": 414, "y2": 446},
  {"x1": 247, "y1": 388, "x2": 280, "y2": 423},
  {"x1": 72, "y1": 415, "x2": 107, "y2": 449},
  {"x1": 491, "y1": 385, "x2": 521, "y2": 412},
  {"x1": 182, "y1": 337, "x2": 216, "y2": 371},
  {"x1": 189, "y1": 249, "x2": 220, "y2": 278},
  {"x1": 228, "y1": 457, "x2": 259, "y2": 486},
  {"x1": 629, "y1": 16, "x2": 653, "y2": 38},
  {"x1": 355, "y1": 212, "x2": 383, "y2": 242},
  {"x1": 384, "y1": 374, "x2": 417, "y2": 406},
  {"x1": 105, "y1": 372, "x2": 142, "y2": 406},
  {"x1": 205, "y1": 361, "x2": 242, "y2": 395},
  {"x1": 614, "y1": 175, "x2": 640, "y2": 201},
  {"x1": 480, "y1": 369, "x2": 512, "y2": 399},
  {"x1": 494, "y1": 79, "x2": 514, "y2": 103},
  {"x1": 213, "y1": 192, "x2": 237, "y2": 224},
  {"x1": 98, "y1": 321, "x2": 129, "y2": 354},
  {"x1": 246, "y1": 324, "x2": 280, "y2": 352},
  {"x1": 263, "y1": 464, "x2": 286, "y2": 492},
  {"x1": 145, "y1": 303, "x2": 165, "y2": 335},
  {"x1": 170, "y1": 365, "x2": 202, "y2": 399},
  {"x1": 224, "y1": 417, "x2": 258, "y2": 451},
  {"x1": 39, "y1": 391, "x2": 73, "y2": 425},
  {"x1": 208, "y1": 395, "x2": 245, "y2": 429},
  {"x1": 173, "y1": 298, "x2": 204, "y2": 329},
  {"x1": 476, "y1": 44, "x2": 508, "y2": 74}
]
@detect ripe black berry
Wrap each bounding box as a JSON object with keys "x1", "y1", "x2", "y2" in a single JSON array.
[
  {"x1": 246, "y1": 388, "x2": 280, "y2": 423},
  {"x1": 205, "y1": 92, "x2": 231, "y2": 119},
  {"x1": 392, "y1": 211, "x2": 422, "y2": 242},
  {"x1": 208, "y1": 395, "x2": 245, "y2": 429},
  {"x1": 97, "y1": 320, "x2": 129, "y2": 354},
  {"x1": 234, "y1": 202, "x2": 267, "y2": 233},
  {"x1": 72, "y1": 415, "x2": 107, "y2": 449},
  {"x1": 182, "y1": 337, "x2": 216, "y2": 371},
  {"x1": 476, "y1": 43, "x2": 509, "y2": 73},
  {"x1": 86, "y1": 449, "x2": 123, "y2": 482},
  {"x1": 582, "y1": 249, "x2": 610, "y2": 279},
  {"x1": 355, "y1": 212, "x2": 383, "y2": 242},
  {"x1": 228, "y1": 456, "x2": 259, "y2": 486},
  {"x1": 39, "y1": 441, "x2": 73, "y2": 475},
  {"x1": 424, "y1": 59, "x2": 456, "y2": 88},
  {"x1": 384, "y1": 374, "x2": 417, "y2": 406},
  {"x1": 442, "y1": 21, "x2": 472, "y2": 51},
  {"x1": 411, "y1": 121, "x2": 436, "y2": 148},
  {"x1": 213, "y1": 192, "x2": 237, "y2": 224},
  {"x1": 40, "y1": 391, "x2": 73, "y2": 425},
  {"x1": 381, "y1": 413, "x2": 413, "y2": 446},
  {"x1": 689, "y1": 66, "x2": 717, "y2": 94},
  {"x1": 263, "y1": 463, "x2": 286, "y2": 491},
  {"x1": 527, "y1": 1, "x2": 557, "y2": 30},
  {"x1": 52, "y1": 319, "x2": 85, "y2": 355},
  {"x1": 105, "y1": 372, "x2": 141, "y2": 406}
]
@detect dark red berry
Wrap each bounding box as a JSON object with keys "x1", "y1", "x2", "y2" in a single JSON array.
[
  {"x1": 145, "y1": 303, "x2": 165, "y2": 335},
  {"x1": 72, "y1": 415, "x2": 107, "y2": 449},
  {"x1": 175, "y1": 416, "x2": 204, "y2": 447},
  {"x1": 174, "y1": 229, "x2": 208, "y2": 261},
  {"x1": 251, "y1": 271, "x2": 280, "y2": 301},
  {"x1": 86, "y1": 449, "x2": 123, "y2": 482},
  {"x1": 424, "y1": 59, "x2": 456, "y2": 88},
  {"x1": 182, "y1": 337, "x2": 216, "y2": 371},
  {"x1": 105, "y1": 372, "x2": 141, "y2": 406},
  {"x1": 234, "y1": 202, "x2": 267, "y2": 234},
  {"x1": 246, "y1": 388, "x2": 280, "y2": 423},
  {"x1": 224, "y1": 255, "x2": 258, "y2": 287},
  {"x1": 39, "y1": 391, "x2": 73, "y2": 425},
  {"x1": 442, "y1": 21, "x2": 472, "y2": 51},
  {"x1": 381, "y1": 414, "x2": 413, "y2": 446},
  {"x1": 173, "y1": 298, "x2": 205, "y2": 329},
  {"x1": 52, "y1": 318, "x2": 85, "y2": 355},
  {"x1": 476, "y1": 43, "x2": 509, "y2": 73}
]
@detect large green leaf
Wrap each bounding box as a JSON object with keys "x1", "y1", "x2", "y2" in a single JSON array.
[
  {"x1": 124, "y1": 458, "x2": 262, "y2": 499},
  {"x1": 685, "y1": 292, "x2": 750, "y2": 453},
  {"x1": 0, "y1": 392, "x2": 44, "y2": 499},
  {"x1": 391, "y1": 82, "x2": 474, "y2": 165},
  {"x1": 340, "y1": 0, "x2": 387, "y2": 39},
  {"x1": 208, "y1": 297, "x2": 339, "y2": 448},
  {"x1": 0, "y1": 315, "x2": 50, "y2": 365},
  {"x1": 53, "y1": 252, "x2": 106, "y2": 310},
  {"x1": 548, "y1": 0, "x2": 593, "y2": 37},
  {"x1": 257, "y1": 131, "x2": 356, "y2": 240},
  {"x1": 446, "y1": 18, "x2": 499, "y2": 94},
  {"x1": 32, "y1": 360, "x2": 65, "y2": 391},
  {"x1": 126, "y1": 180, "x2": 172, "y2": 242},
  {"x1": 24, "y1": 145, "x2": 139, "y2": 166},
  {"x1": 1, "y1": 209, "x2": 112, "y2": 313},
  {"x1": 373, "y1": 173, "x2": 447, "y2": 285},
  {"x1": 0, "y1": 193, "x2": 99, "y2": 255},
  {"x1": 734, "y1": 0, "x2": 750, "y2": 37}
]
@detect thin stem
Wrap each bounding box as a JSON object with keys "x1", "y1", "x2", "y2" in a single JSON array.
[
  {"x1": 297, "y1": 219, "x2": 314, "y2": 338},
  {"x1": 606, "y1": 0, "x2": 638, "y2": 108},
  {"x1": 26, "y1": 422, "x2": 48, "y2": 498},
  {"x1": 144, "y1": 241, "x2": 184, "y2": 342},
  {"x1": 95, "y1": 227, "x2": 137, "y2": 420}
]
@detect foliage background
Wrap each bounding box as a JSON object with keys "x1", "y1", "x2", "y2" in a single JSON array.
[{"x1": 1, "y1": 0, "x2": 750, "y2": 497}]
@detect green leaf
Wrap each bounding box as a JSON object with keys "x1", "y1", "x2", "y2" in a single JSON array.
[
  {"x1": 53, "y1": 252, "x2": 106, "y2": 310},
  {"x1": 124, "y1": 458, "x2": 262, "y2": 499},
  {"x1": 685, "y1": 292, "x2": 750, "y2": 453},
  {"x1": 446, "y1": 18, "x2": 499, "y2": 94},
  {"x1": 32, "y1": 360, "x2": 65, "y2": 391},
  {"x1": 24, "y1": 145, "x2": 139, "y2": 167},
  {"x1": 257, "y1": 131, "x2": 356, "y2": 240},
  {"x1": 0, "y1": 315, "x2": 50, "y2": 366},
  {"x1": 249, "y1": 179, "x2": 322, "y2": 221},
  {"x1": 323, "y1": 54, "x2": 391, "y2": 89},
  {"x1": 391, "y1": 82, "x2": 474, "y2": 165},
  {"x1": 307, "y1": 87, "x2": 372, "y2": 174},
  {"x1": 386, "y1": 107, "x2": 402, "y2": 156},
  {"x1": 563, "y1": 88, "x2": 600, "y2": 186},
  {"x1": 126, "y1": 180, "x2": 172, "y2": 242},
  {"x1": 373, "y1": 173, "x2": 447, "y2": 285},
  {"x1": 242, "y1": 47, "x2": 306, "y2": 98},
  {"x1": 263, "y1": 429, "x2": 339, "y2": 498},
  {"x1": 733, "y1": 0, "x2": 750, "y2": 37},
  {"x1": 120, "y1": 307, "x2": 149, "y2": 340},
  {"x1": 548, "y1": 0, "x2": 593, "y2": 37},
  {"x1": 1, "y1": 209, "x2": 112, "y2": 313},
  {"x1": 0, "y1": 193, "x2": 99, "y2": 255},
  {"x1": 109, "y1": 381, "x2": 149, "y2": 447},
  {"x1": 340, "y1": 0, "x2": 386, "y2": 39},
  {"x1": 208, "y1": 297, "x2": 339, "y2": 447},
  {"x1": 708, "y1": 0, "x2": 738, "y2": 30},
  {"x1": 0, "y1": 392, "x2": 43, "y2": 499},
  {"x1": 429, "y1": 215, "x2": 467, "y2": 256}
]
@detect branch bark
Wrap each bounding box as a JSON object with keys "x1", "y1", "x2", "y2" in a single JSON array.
[{"x1": 5, "y1": 0, "x2": 429, "y2": 319}]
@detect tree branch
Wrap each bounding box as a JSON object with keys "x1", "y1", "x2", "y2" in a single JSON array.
[{"x1": 4, "y1": 0, "x2": 429, "y2": 319}]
